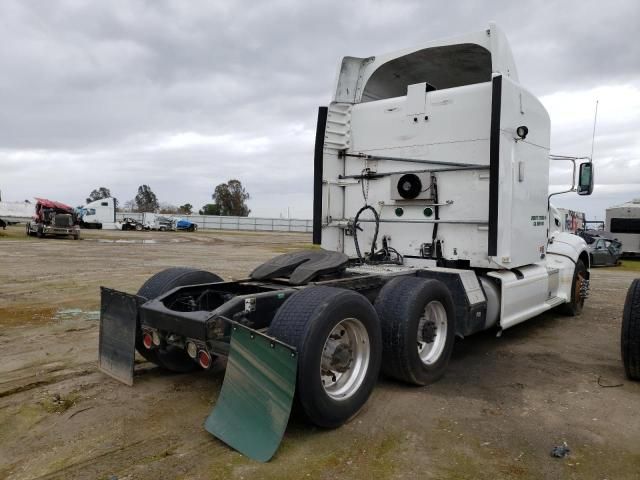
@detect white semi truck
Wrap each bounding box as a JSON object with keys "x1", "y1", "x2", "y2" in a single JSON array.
[
  {"x1": 97, "y1": 23, "x2": 594, "y2": 461},
  {"x1": 79, "y1": 197, "x2": 118, "y2": 229}
]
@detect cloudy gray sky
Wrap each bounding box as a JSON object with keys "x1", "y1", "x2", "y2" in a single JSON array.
[{"x1": 1, "y1": 0, "x2": 639, "y2": 220}]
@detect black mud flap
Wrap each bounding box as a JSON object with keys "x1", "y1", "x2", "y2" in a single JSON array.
[
  {"x1": 98, "y1": 287, "x2": 139, "y2": 386},
  {"x1": 204, "y1": 324, "x2": 297, "y2": 462}
]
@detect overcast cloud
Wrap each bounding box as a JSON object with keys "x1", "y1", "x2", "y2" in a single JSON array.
[{"x1": 1, "y1": 0, "x2": 639, "y2": 220}]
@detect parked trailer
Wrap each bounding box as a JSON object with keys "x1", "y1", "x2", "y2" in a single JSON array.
[
  {"x1": 98, "y1": 23, "x2": 594, "y2": 461},
  {"x1": 0, "y1": 200, "x2": 33, "y2": 228},
  {"x1": 606, "y1": 198, "x2": 640, "y2": 257}
]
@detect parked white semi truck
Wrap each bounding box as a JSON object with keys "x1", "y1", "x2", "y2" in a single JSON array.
[
  {"x1": 79, "y1": 197, "x2": 117, "y2": 229},
  {"x1": 98, "y1": 23, "x2": 594, "y2": 461}
]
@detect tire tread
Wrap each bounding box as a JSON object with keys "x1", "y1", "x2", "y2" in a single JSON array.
[
  {"x1": 622, "y1": 278, "x2": 640, "y2": 380},
  {"x1": 269, "y1": 286, "x2": 347, "y2": 349},
  {"x1": 375, "y1": 276, "x2": 455, "y2": 385},
  {"x1": 268, "y1": 286, "x2": 381, "y2": 428}
]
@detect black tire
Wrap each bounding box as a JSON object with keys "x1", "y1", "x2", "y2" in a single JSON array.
[
  {"x1": 375, "y1": 276, "x2": 456, "y2": 386},
  {"x1": 622, "y1": 278, "x2": 640, "y2": 380},
  {"x1": 136, "y1": 267, "x2": 223, "y2": 372},
  {"x1": 560, "y1": 259, "x2": 587, "y2": 316},
  {"x1": 135, "y1": 224, "x2": 143, "y2": 231},
  {"x1": 268, "y1": 286, "x2": 382, "y2": 428}
]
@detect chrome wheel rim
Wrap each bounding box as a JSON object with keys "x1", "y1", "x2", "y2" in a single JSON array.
[
  {"x1": 320, "y1": 318, "x2": 370, "y2": 400},
  {"x1": 417, "y1": 300, "x2": 448, "y2": 365}
]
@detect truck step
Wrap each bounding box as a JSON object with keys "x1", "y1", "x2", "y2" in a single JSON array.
[{"x1": 545, "y1": 296, "x2": 565, "y2": 308}]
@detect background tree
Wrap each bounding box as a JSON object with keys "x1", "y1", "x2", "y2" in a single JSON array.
[
  {"x1": 159, "y1": 203, "x2": 178, "y2": 214},
  {"x1": 199, "y1": 203, "x2": 220, "y2": 215},
  {"x1": 134, "y1": 185, "x2": 159, "y2": 212},
  {"x1": 178, "y1": 203, "x2": 193, "y2": 215},
  {"x1": 121, "y1": 199, "x2": 136, "y2": 212},
  {"x1": 211, "y1": 179, "x2": 251, "y2": 216},
  {"x1": 86, "y1": 187, "x2": 117, "y2": 210}
]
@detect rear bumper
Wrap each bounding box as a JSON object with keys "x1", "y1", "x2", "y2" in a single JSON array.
[
  {"x1": 43, "y1": 225, "x2": 79, "y2": 235},
  {"x1": 140, "y1": 298, "x2": 214, "y2": 341}
]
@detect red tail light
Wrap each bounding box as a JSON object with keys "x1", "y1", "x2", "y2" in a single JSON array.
[
  {"x1": 198, "y1": 350, "x2": 211, "y2": 369},
  {"x1": 142, "y1": 332, "x2": 153, "y2": 349}
]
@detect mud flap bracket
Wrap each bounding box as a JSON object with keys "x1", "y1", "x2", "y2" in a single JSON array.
[{"x1": 98, "y1": 287, "x2": 140, "y2": 386}]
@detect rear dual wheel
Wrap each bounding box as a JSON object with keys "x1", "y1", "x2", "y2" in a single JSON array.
[
  {"x1": 375, "y1": 276, "x2": 456, "y2": 386},
  {"x1": 268, "y1": 286, "x2": 382, "y2": 428}
]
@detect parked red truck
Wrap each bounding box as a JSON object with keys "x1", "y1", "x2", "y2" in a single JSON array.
[{"x1": 26, "y1": 198, "x2": 80, "y2": 240}]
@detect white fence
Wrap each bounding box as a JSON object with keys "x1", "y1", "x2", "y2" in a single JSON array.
[{"x1": 116, "y1": 213, "x2": 313, "y2": 233}]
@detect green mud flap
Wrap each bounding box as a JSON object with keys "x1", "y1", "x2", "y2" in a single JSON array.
[
  {"x1": 98, "y1": 287, "x2": 139, "y2": 386},
  {"x1": 204, "y1": 324, "x2": 297, "y2": 462}
]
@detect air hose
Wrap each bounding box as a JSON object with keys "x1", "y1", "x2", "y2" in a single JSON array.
[{"x1": 353, "y1": 204, "x2": 379, "y2": 262}]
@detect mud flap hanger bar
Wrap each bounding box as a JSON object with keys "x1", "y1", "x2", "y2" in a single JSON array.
[
  {"x1": 338, "y1": 152, "x2": 489, "y2": 180},
  {"x1": 339, "y1": 165, "x2": 489, "y2": 180},
  {"x1": 340, "y1": 151, "x2": 482, "y2": 168}
]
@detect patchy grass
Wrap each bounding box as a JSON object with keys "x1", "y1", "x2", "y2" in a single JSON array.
[
  {"x1": 618, "y1": 259, "x2": 640, "y2": 272},
  {"x1": 271, "y1": 242, "x2": 317, "y2": 253},
  {"x1": 0, "y1": 225, "x2": 30, "y2": 241},
  {"x1": 0, "y1": 305, "x2": 57, "y2": 327},
  {"x1": 210, "y1": 430, "x2": 403, "y2": 480},
  {"x1": 39, "y1": 391, "x2": 80, "y2": 414},
  {"x1": 0, "y1": 403, "x2": 46, "y2": 438},
  {"x1": 602, "y1": 259, "x2": 640, "y2": 272}
]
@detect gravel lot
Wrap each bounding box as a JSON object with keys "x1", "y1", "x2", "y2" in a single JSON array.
[{"x1": 1, "y1": 225, "x2": 639, "y2": 480}]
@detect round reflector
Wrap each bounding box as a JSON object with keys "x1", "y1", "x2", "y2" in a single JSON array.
[
  {"x1": 142, "y1": 332, "x2": 153, "y2": 349},
  {"x1": 186, "y1": 342, "x2": 197, "y2": 359},
  {"x1": 198, "y1": 350, "x2": 211, "y2": 369}
]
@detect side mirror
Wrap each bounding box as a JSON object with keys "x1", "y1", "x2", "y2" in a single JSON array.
[{"x1": 577, "y1": 162, "x2": 594, "y2": 195}]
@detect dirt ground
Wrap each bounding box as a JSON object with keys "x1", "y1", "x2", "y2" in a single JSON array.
[{"x1": 1, "y1": 225, "x2": 639, "y2": 480}]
